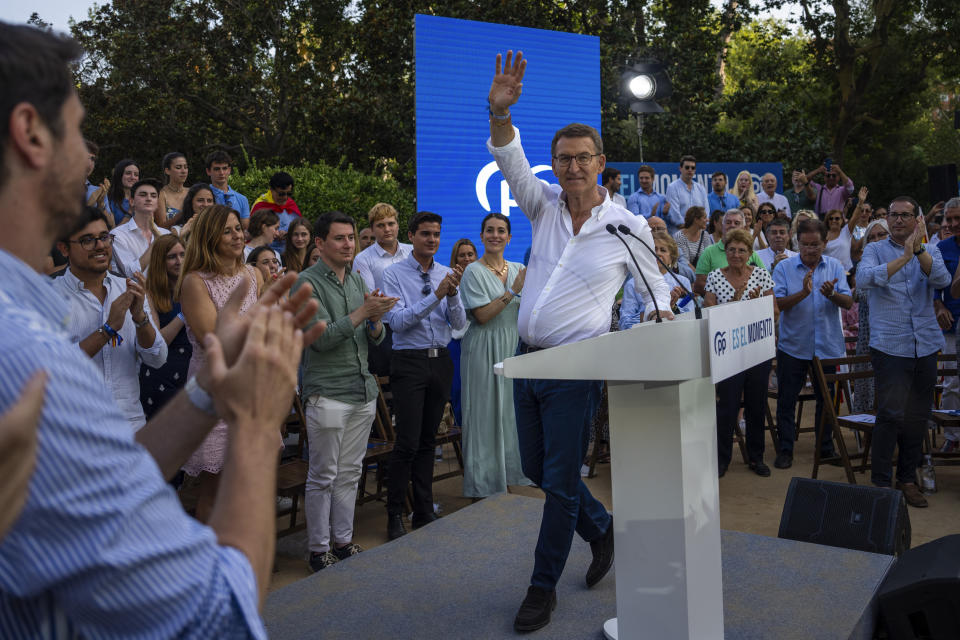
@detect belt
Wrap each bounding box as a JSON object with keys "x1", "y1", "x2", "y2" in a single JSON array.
[
  {"x1": 395, "y1": 347, "x2": 448, "y2": 358},
  {"x1": 518, "y1": 341, "x2": 544, "y2": 354}
]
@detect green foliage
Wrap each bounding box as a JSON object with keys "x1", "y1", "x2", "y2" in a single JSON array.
[{"x1": 229, "y1": 163, "x2": 415, "y2": 232}]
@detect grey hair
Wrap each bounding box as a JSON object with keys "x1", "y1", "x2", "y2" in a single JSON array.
[
  {"x1": 723, "y1": 208, "x2": 744, "y2": 221},
  {"x1": 864, "y1": 219, "x2": 889, "y2": 242},
  {"x1": 944, "y1": 197, "x2": 960, "y2": 211}
]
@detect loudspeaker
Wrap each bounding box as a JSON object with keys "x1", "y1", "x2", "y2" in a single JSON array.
[
  {"x1": 878, "y1": 535, "x2": 960, "y2": 640},
  {"x1": 928, "y1": 164, "x2": 958, "y2": 204},
  {"x1": 778, "y1": 478, "x2": 911, "y2": 556}
]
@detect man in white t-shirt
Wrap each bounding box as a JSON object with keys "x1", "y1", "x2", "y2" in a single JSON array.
[
  {"x1": 756, "y1": 218, "x2": 797, "y2": 273},
  {"x1": 756, "y1": 173, "x2": 792, "y2": 218}
]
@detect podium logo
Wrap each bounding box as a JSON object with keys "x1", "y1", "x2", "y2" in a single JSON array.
[{"x1": 713, "y1": 331, "x2": 727, "y2": 355}]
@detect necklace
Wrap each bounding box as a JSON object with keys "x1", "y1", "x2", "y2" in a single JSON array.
[
  {"x1": 164, "y1": 184, "x2": 184, "y2": 194},
  {"x1": 482, "y1": 257, "x2": 508, "y2": 277}
]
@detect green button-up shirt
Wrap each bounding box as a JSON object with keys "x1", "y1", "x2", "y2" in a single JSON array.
[
  {"x1": 295, "y1": 259, "x2": 384, "y2": 405},
  {"x1": 695, "y1": 241, "x2": 767, "y2": 275}
]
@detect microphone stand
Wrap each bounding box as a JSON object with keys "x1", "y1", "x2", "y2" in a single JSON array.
[
  {"x1": 606, "y1": 223, "x2": 661, "y2": 323},
  {"x1": 617, "y1": 224, "x2": 703, "y2": 320}
]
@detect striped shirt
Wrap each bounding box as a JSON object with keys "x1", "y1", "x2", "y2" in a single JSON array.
[{"x1": 0, "y1": 250, "x2": 265, "y2": 639}]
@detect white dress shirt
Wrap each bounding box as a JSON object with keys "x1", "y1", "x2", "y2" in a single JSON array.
[
  {"x1": 54, "y1": 269, "x2": 167, "y2": 431},
  {"x1": 353, "y1": 241, "x2": 413, "y2": 292},
  {"x1": 487, "y1": 128, "x2": 670, "y2": 349},
  {"x1": 757, "y1": 191, "x2": 792, "y2": 218},
  {"x1": 111, "y1": 217, "x2": 170, "y2": 277}
]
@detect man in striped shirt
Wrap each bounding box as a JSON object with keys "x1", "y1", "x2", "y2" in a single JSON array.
[{"x1": 0, "y1": 23, "x2": 323, "y2": 638}]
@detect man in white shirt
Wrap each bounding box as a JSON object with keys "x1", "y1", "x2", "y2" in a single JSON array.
[
  {"x1": 353, "y1": 202, "x2": 413, "y2": 375},
  {"x1": 110, "y1": 178, "x2": 170, "y2": 277},
  {"x1": 757, "y1": 173, "x2": 792, "y2": 218},
  {"x1": 601, "y1": 167, "x2": 627, "y2": 208},
  {"x1": 487, "y1": 50, "x2": 672, "y2": 633},
  {"x1": 756, "y1": 218, "x2": 797, "y2": 273},
  {"x1": 664, "y1": 155, "x2": 708, "y2": 236},
  {"x1": 54, "y1": 207, "x2": 167, "y2": 431}
]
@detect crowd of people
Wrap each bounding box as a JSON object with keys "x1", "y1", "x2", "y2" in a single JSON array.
[{"x1": 2, "y1": 24, "x2": 957, "y2": 638}]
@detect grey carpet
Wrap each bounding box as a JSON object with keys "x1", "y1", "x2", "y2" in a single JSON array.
[{"x1": 264, "y1": 493, "x2": 893, "y2": 639}]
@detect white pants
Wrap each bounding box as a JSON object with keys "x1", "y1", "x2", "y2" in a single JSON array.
[
  {"x1": 943, "y1": 332, "x2": 960, "y2": 442},
  {"x1": 304, "y1": 395, "x2": 377, "y2": 553}
]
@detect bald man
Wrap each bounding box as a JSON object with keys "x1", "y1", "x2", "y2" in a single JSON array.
[{"x1": 757, "y1": 173, "x2": 792, "y2": 218}]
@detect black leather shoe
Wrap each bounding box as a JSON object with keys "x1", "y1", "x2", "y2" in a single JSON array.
[
  {"x1": 749, "y1": 460, "x2": 771, "y2": 477},
  {"x1": 774, "y1": 452, "x2": 793, "y2": 469},
  {"x1": 387, "y1": 514, "x2": 407, "y2": 540},
  {"x1": 586, "y1": 516, "x2": 614, "y2": 588},
  {"x1": 513, "y1": 586, "x2": 556, "y2": 633},
  {"x1": 820, "y1": 449, "x2": 842, "y2": 466},
  {"x1": 411, "y1": 511, "x2": 438, "y2": 530},
  {"x1": 718, "y1": 464, "x2": 728, "y2": 478}
]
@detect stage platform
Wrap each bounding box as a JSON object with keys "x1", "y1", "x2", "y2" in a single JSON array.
[{"x1": 264, "y1": 493, "x2": 894, "y2": 639}]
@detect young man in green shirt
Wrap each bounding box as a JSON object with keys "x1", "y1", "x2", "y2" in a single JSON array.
[
  {"x1": 295, "y1": 211, "x2": 398, "y2": 573},
  {"x1": 694, "y1": 209, "x2": 767, "y2": 296}
]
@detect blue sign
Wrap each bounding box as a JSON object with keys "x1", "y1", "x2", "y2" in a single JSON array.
[
  {"x1": 608, "y1": 162, "x2": 786, "y2": 201},
  {"x1": 415, "y1": 14, "x2": 600, "y2": 265}
]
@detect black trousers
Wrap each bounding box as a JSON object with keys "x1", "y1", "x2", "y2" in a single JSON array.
[
  {"x1": 716, "y1": 359, "x2": 773, "y2": 468},
  {"x1": 367, "y1": 324, "x2": 393, "y2": 378},
  {"x1": 386, "y1": 350, "x2": 453, "y2": 517}
]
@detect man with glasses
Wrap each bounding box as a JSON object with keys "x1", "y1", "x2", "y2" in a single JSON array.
[
  {"x1": 487, "y1": 50, "x2": 671, "y2": 632},
  {"x1": 381, "y1": 211, "x2": 465, "y2": 541},
  {"x1": 935, "y1": 198, "x2": 960, "y2": 452},
  {"x1": 772, "y1": 219, "x2": 852, "y2": 469},
  {"x1": 806, "y1": 163, "x2": 854, "y2": 218},
  {"x1": 665, "y1": 155, "x2": 708, "y2": 236},
  {"x1": 252, "y1": 171, "x2": 301, "y2": 252},
  {"x1": 858, "y1": 197, "x2": 951, "y2": 507},
  {"x1": 54, "y1": 207, "x2": 166, "y2": 432}
]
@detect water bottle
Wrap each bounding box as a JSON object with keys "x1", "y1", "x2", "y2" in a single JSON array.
[{"x1": 919, "y1": 454, "x2": 937, "y2": 494}]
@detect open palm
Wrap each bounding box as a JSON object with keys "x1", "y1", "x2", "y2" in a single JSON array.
[{"x1": 489, "y1": 50, "x2": 527, "y2": 112}]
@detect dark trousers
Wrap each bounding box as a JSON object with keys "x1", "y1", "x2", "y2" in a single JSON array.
[
  {"x1": 367, "y1": 324, "x2": 393, "y2": 378},
  {"x1": 716, "y1": 359, "x2": 773, "y2": 468},
  {"x1": 775, "y1": 350, "x2": 834, "y2": 454},
  {"x1": 514, "y1": 375, "x2": 610, "y2": 590},
  {"x1": 869, "y1": 349, "x2": 936, "y2": 487},
  {"x1": 386, "y1": 350, "x2": 452, "y2": 517}
]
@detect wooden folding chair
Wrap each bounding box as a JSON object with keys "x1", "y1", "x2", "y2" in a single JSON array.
[
  {"x1": 276, "y1": 393, "x2": 309, "y2": 537},
  {"x1": 810, "y1": 355, "x2": 876, "y2": 483},
  {"x1": 357, "y1": 376, "x2": 396, "y2": 505}
]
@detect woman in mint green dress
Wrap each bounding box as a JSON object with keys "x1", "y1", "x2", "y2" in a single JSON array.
[{"x1": 460, "y1": 213, "x2": 532, "y2": 497}]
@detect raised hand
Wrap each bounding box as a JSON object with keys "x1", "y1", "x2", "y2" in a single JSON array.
[
  {"x1": 126, "y1": 273, "x2": 148, "y2": 320},
  {"x1": 858, "y1": 186, "x2": 868, "y2": 202},
  {"x1": 489, "y1": 50, "x2": 527, "y2": 113}
]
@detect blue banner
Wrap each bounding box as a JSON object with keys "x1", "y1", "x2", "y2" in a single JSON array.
[
  {"x1": 609, "y1": 162, "x2": 786, "y2": 200},
  {"x1": 415, "y1": 14, "x2": 600, "y2": 264}
]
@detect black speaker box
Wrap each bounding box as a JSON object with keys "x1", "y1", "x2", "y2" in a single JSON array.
[
  {"x1": 778, "y1": 477, "x2": 911, "y2": 556},
  {"x1": 878, "y1": 534, "x2": 960, "y2": 640},
  {"x1": 928, "y1": 164, "x2": 958, "y2": 205}
]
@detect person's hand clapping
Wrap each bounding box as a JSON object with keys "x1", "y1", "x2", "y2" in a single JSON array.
[
  {"x1": 107, "y1": 289, "x2": 134, "y2": 330},
  {"x1": 489, "y1": 50, "x2": 527, "y2": 114},
  {"x1": 511, "y1": 266, "x2": 526, "y2": 295},
  {"x1": 127, "y1": 273, "x2": 148, "y2": 321},
  {"x1": 819, "y1": 277, "x2": 838, "y2": 299},
  {"x1": 802, "y1": 270, "x2": 814, "y2": 295},
  {"x1": 363, "y1": 290, "x2": 399, "y2": 323}
]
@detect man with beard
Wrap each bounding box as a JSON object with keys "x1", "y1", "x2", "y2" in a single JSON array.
[
  {"x1": 0, "y1": 22, "x2": 324, "y2": 637},
  {"x1": 54, "y1": 207, "x2": 167, "y2": 432}
]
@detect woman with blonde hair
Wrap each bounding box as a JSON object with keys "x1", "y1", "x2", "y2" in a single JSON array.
[
  {"x1": 177, "y1": 204, "x2": 264, "y2": 521},
  {"x1": 732, "y1": 170, "x2": 759, "y2": 213},
  {"x1": 139, "y1": 234, "x2": 192, "y2": 420}
]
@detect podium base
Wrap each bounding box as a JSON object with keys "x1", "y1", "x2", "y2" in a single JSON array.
[{"x1": 603, "y1": 617, "x2": 617, "y2": 639}]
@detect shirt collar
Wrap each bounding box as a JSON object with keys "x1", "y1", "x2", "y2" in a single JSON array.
[
  {"x1": 405, "y1": 252, "x2": 435, "y2": 273},
  {"x1": 794, "y1": 254, "x2": 825, "y2": 270},
  {"x1": 374, "y1": 242, "x2": 399, "y2": 258},
  {"x1": 62, "y1": 266, "x2": 119, "y2": 292}
]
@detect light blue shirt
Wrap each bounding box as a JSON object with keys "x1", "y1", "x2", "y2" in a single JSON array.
[
  {"x1": 664, "y1": 179, "x2": 709, "y2": 236},
  {"x1": 619, "y1": 272, "x2": 694, "y2": 330},
  {"x1": 382, "y1": 253, "x2": 467, "y2": 349},
  {"x1": 270, "y1": 210, "x2": 300, "y2": 253},
  {"x1": 210, "y1": 184, "x2": 251, "y2": 220},
  {"x1": 856, "y1": 238, "x2": 951, "y2": 358},
  {"x1": 708, "y1": 191, "x2": 740, "y2": 214},
  {"x1": 772, "y1": 254, "x2": 850, "y2": 360},
  {"x1": 626, "y1": 189, "x2": 666, "y2": 219},
  {"x1": 0, "y1": 250, "x2": 265, "y2": 639}
]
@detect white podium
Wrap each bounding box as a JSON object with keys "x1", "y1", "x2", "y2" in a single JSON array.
[{"x1": 498, "y1": 297, "x2": 775, "y2": 640}]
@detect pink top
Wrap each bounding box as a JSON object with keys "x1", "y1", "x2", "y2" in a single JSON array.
[{"x1": 182, "y1": 266, "x2": 259, "y2": 476}]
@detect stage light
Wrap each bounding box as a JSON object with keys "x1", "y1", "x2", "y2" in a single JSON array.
[
  {"x1": 618, "y1": 59, "x2": 672, "y2": 162},
  {"x1": 628, "y1": 74, "x2": 656, "y2": 101}
]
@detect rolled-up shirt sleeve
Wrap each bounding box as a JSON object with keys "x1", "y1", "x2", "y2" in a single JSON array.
[
  {"x1": 135, "y1": 296, "x2": 168, "y2": 368},
  {"x1": 487, "y1": 128, "x2": 550, "y2": 223}
]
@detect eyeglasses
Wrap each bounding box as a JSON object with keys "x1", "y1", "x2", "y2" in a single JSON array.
[
  {"x1": 68, "y1": 233, "x2": 113, "y2": 251},
  {"x1": 420, "y1": 271, "x2": 432, "y2": 295},
  {"x1": 554, "y1": 153, "x2": 600, "y2": 168},
  {"x1": 887, "y1": 212, "x2": 915, "y2": 220},
  {"x1": 275, "y1": 188, "x2": 293, "y2": 197},
  {"x1": 682, "y1": 165, "x2": 696, "y2": 171}
]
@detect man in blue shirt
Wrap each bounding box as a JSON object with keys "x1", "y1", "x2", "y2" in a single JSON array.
[
  {"x1": 626, "y1": 164, "x2": 668, "y2": 219},
  {"x1": 205, "y1": 150, "x2": 251, "y2": 229},
  {"x1": 857, "y1": 196, "x2": 951, "y2": 507},
  {"x1": 934, "y1": 197, "x2": 960, "y2": 452},
  {"x1": 382, "y1": 211, "x2": 467, "y2": 540},
  {"x1": 664, "y1": 155, "x2": 708, "y2": 236},
  {"x1": 772, "y1": 219, "x2": 852, "y2": 469},
  {"x1": 708, "y1": 171, "x2": 740, "y2": 215},
  {"x1": 0, "y1": 23, "x2": 325, "y2": 636}
]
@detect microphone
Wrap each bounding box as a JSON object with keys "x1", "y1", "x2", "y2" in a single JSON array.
[
  {"x1": 606, "y1": 223, "x2": 661, "y2": 323},
  {"x1": 617, "y1": 223, "x2": 703, "y2": 319}
]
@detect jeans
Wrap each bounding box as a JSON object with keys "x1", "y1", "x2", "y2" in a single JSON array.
[
  {"x1": 514, "y1": 375, "x2": 610, "y2": 590},
  {"x1": 304, "y1": 396, "x2": 377, "y2": 553},
  {"x1": 386, "y1": 350, "x2": 452, "y2": 517},
  {"x1": 775, "y1": 350, "x2": 834, "y2": 454},
  {"x1": 716, "y1": 359, "x2": 773, "y2": 468},
  {"x1": 869, "y1": 349, "x2": 937, "y2": 487}
]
